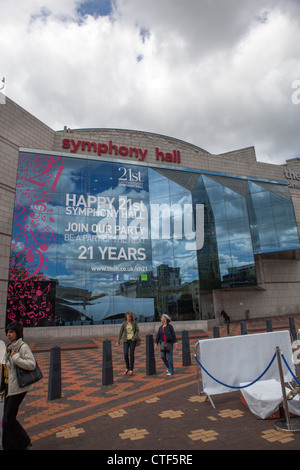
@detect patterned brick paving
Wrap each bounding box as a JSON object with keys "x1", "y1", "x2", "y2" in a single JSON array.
[{"x1": 3, "y1": 314, "x2": 300, "y2": 452}]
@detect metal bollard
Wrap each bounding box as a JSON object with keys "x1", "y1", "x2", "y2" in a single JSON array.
[
  {"x1": 48, "y1": 346, "x2": 61, "y2": 401},
  {"x1": 182, "y1": 331, "x2": 191, "y2": 366},
  {"x1": 289, "y1": 317, "x2": 297, "y2": 342},
  {"x1": 241, "y1": 321, "x2": 247, "y2": 335},
  {"x1": 266, "y1": 319, "x2": 273, "y2": 332},
  {"x1": 102, "y1": 339, "x2": 113, "y2": 385},
  {"x1": 213, "y1": 326, "x2": 220, "y2": 338},
  {"x1": 146, "y1": 334, "x2": 156, "y2": 375}
]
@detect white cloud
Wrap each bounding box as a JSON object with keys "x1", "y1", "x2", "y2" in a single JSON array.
[{"x1": 1, "y1": 0, "x2": 300, "y2": 164}]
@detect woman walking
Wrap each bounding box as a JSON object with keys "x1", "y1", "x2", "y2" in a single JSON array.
[
  {"x1": 0, "y1": 322, "x2": 36, "y2": 450},
  {"x1": 155, "y1": 314, "x2": 178, "y2": 375},
  {"x1": 117, "y1": 312, "x2": 139, "y2": 375}
]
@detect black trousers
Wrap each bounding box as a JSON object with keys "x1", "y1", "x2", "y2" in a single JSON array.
[
  {"x1": 123, "y1": 340, "x2": 136, "y2": 371},
  {"x1": 2, "y1": 386, "x2": 31, "y2": 450}
]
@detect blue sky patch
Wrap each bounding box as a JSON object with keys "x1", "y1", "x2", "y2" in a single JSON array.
[
  {"x1": 77, "y1": 0, "x2": 113, "y2": 18},
  {"x1": 139, "y1": 27, "x2": 150, "y2": 43}
]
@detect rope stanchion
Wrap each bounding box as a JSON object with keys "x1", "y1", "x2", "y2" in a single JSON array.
[
  {"x1": 195, "y1": 341, "x2": 300, "y2": 423},
  {"x1": 281, "y1": 353, "x2": 300, "y2": 386},
  {"x1": 194, "y1": 352, "x2": 276, "y2": 390},
  {"x1": 274, "y1": 348, "x2": 300, "y2": 432}
]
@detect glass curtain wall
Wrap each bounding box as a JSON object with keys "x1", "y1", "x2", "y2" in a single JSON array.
[{"x1": 6, "y1": 152, "x2": 300, "y2": 327}]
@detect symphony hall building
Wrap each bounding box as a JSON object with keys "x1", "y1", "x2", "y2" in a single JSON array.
[{"x1": 1, "y1": 96, "x2": 300, "y2": 339}]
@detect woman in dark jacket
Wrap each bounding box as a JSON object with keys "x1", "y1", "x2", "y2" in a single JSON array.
[
  {"x1": 155, "y1": 314, "x2": 178, "y2": 375},
  {"x1": 117, "y1": 311, "x2": 139, "y2": 375}
]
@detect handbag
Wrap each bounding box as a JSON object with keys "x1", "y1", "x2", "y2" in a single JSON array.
[
  {"x1": 15, "y1": 361, "x2": 43, "y2": 388},
  {"x1": 136, "y1": 337, "x2": 142, "y2": 347},
  {"x1": 160, "y1": 341, "x2": 171, "y2": 353}
]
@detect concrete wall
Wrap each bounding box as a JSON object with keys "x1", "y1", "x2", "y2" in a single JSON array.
[
  {"x1": 20, "y1": 319, "x2": 214, "y2": 341},
  {"x1": 213, "y1": 256, "x2": 300, "y2": 322},
  {"x1": 54, "y1": 128, "x2": 288, "y2": 182}
]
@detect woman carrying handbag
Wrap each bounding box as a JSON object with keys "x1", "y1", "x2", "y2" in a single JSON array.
[
  {"x1": 0, "y1": 322, "x2": 36, "y2": 450},
  {"x1": 155, "y1": 314, "x2": 178, "y2": 376}
]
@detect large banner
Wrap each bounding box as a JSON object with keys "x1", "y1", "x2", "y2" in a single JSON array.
[{"x1": 7, "y1": 151, "x2": 202, "y2": 326}]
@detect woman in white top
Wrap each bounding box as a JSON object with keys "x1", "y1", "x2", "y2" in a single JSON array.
[{"x1": 0, "y1": 322, "x2": 36, "y2": 450}]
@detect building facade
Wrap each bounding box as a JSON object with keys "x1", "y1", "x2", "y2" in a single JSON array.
[{"x1": 1, "y1": 96, "x2": 300, "y2": 339}]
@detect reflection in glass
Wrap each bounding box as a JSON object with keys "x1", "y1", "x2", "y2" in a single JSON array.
[
  {"x1": 7, "y1": 152, "x2": 300, "y2": 327},
  {"x1": 247, "y1": 181, "x2": 300, "y2": 253}
]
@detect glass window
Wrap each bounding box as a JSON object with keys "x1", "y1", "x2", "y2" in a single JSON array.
[
  {"x1": 225, "y1": 198, "x2": 247, "y2": 220},
  {"x1": 169, "y1": 179, "x2": 189, "y2": 196},
  {"x1": 149, "y1": 179, "x2": 170, "y2": 200},
  {"x1": 206, "y1": 186, "x2": 224, "y2": 204},
  {"x1": 247, "y1": 180, "x2": 300, "y2": 253},
  {"x1": 257, "y1": 226, "x2": 278, "y2": 245},
  {"x1": 254, "y1": 207, "x2": 274, "y2": 226},
  {"x1": 151, "y1": 239, "x2": 174, "y2": 261},
  {"x1": 250, "y1": 190, "x2": 272, "y2": 210},
  {"x1": 8, "y1": 152, "x2": 300, "y2": 327}
]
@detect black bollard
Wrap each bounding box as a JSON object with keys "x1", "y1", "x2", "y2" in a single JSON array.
[
  {"x1": 266, "y1": 319, "x2": 273, "y2": 332},
  {"x1": 182, "y1": 330, "x2": 191, "y2": 367},
  {"x1": 289, "y1": 317, "x2": 297, "y2": 342},
  {"x1": 241, "y1": 321, "x2": 247, "y2": 335},
  {"x1": 213, "y1": 326, "x2": 220, "y2": 338},
  {"x1": 48, "y1": 346, "x2": 61, "y2": 401},
  {"x1": 102, "y1": 339, "x2": 114, "y2": 385},
  {"x1": 146, "y1": 334, "x2": 156, "y2": 375}
]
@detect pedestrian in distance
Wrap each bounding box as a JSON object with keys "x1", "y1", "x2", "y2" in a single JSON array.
[
  {"x1": 155, "y1": 314, "x2": 178, "y2": 376},
  {"x1": 117, "y1": 311, "x2": 140, "y2": 376},
  {"x1": 221, "y1": 309, "x2": 231, "y2": 335},
  {"x1": 0, "y1": 322, "x2": 36, "y2": 450},
  {"x1": 220, "y1": 309, "x2": 230, "y2": 323}
]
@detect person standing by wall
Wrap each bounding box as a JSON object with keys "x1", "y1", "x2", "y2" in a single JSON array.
[{"x1": 221, "y1": 309, "x2": 231, "y2": 335}]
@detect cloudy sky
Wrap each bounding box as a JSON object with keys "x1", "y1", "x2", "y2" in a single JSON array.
[{"x1": 1, "y1": 0, "x2": 300, "y2": 164}]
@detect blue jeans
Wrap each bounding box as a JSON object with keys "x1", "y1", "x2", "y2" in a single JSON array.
[
  {"x1": 123, "y1": 340, "x2": 136, "y2": 371},
  {"x1": 161, "y1": 343, "x2": 174, "y2": 374}
]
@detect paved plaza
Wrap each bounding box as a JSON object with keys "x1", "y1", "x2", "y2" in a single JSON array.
[{"x1": 1, "y1": 315, "x2": 300, "y2": 457}]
